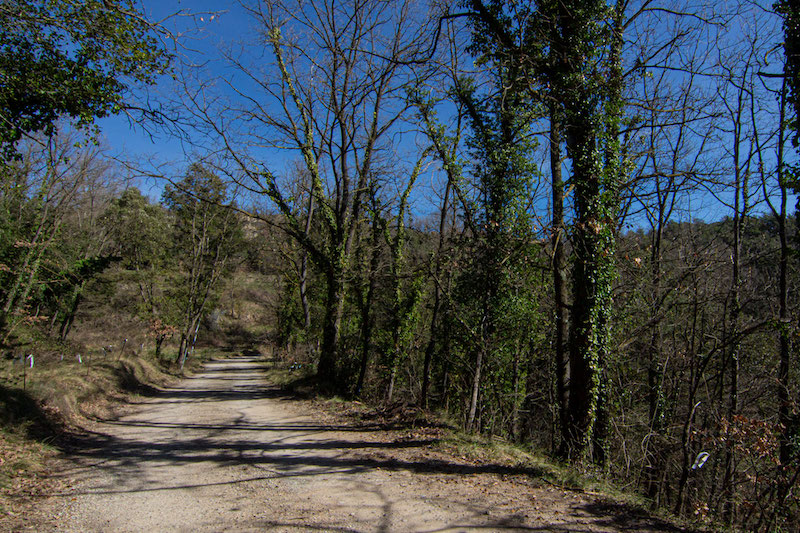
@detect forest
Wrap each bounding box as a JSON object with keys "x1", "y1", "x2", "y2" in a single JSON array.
[{"x1": 2, "y1": 0, "x2": 800, "y2": 529}]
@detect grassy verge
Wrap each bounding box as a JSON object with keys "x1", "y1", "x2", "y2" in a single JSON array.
[
  {"x1": 0, "y1": 347, "x2": 213, "y2": 519},
  {"x1": 259, "y1": 358, "x2": 697, "y2": 531},
  {"x1": 261, "y1": 360, "x2": 317, "y2": 396},
  {"x1": 0, "y1": 383, "x2": 58, "y2": 518}
]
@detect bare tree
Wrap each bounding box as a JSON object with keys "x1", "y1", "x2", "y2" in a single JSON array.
[
  {"x1": 0, "y1": 129, "x2": 114, "y2": 339},
  {"x1": 180, "y1": 0, "x2": 443, "y2": 390}
]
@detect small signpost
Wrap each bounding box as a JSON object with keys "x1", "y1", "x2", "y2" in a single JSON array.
[{"x1": 23, "y1": 354, "x2": 33, "y2": 391}]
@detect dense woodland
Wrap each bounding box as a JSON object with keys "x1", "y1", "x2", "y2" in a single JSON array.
[{"x1": 3, "y1": 0, "x2": 800, "y2": 529}]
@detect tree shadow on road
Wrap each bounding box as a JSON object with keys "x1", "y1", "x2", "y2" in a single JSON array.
[{"x1": 53, "y1": 355, "x2": 691, "y2": 532}]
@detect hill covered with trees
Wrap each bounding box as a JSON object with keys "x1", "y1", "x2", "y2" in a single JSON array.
[{"x1": 2, "y1": 0, "x2": 800, "y2": 529}]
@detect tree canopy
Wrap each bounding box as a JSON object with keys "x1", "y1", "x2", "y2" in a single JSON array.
[
  {"x1": 0, "y1": 0, "x2": 170, "y2": 159},
  {"x1": 4, "y1": 0, "x2": 800, "y2": 529}
]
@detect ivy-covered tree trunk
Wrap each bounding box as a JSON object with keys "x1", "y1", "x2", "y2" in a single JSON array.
[
  {"x1": 564, "y1": 133, "x2": 613, "y2": 463},
  {"x1": 0, "y1": 199, "x2": 57, "y2": 337},
  {"x1": 354, "y1": 211, "x2": 381, "y2": 399},
  {"x1": 58, "y1": 282, "x2": 83, "y2": 341},
  {"x1": 549, "y1": 104, "x2": 571, "y2": 456},
  {"x1": 777, "y1": 0, "x2": 800, "y2": 469},
  {"x1": 1, "y1": 243, "x2": 46, "y2": 333},
  {"x1": 553, "y1": 0, "x2": 622, "y2": 463},
  {"x1": 414, "y1": 92, "x2": 460, "y2": 409},
  {"x1": 319, "y1": 261, "x2": 344, "y2": 384},
  {"x1": 383, "y1": 155, "x2": 427, "y2": 403},
  {"x1": 299, "y1": 194, "x2": 315, "y2": 332}
]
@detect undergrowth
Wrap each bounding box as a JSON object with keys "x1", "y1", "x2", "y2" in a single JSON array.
[{"x1": 259, "y1": 355, "x2": 696, "y2": 532}]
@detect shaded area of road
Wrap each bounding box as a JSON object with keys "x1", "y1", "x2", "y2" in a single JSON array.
[{"x1": 42, "y1": 355, "x2": 685, "y2": 532}]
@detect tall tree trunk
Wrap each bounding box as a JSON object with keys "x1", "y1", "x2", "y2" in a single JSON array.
[
  {"x1": 319, "y1": 263, "x2": 344, "y2": 387},
  {"x1": 777, "y1": 214, "x2": 791, "y2": 461},
  {"x1": 720, "y1": 67, "x2": 750, "y2": 522},
  {"x1": 772, "y1": 69, "x2": 793, "y2": 469},
  {"x1": 563, "y1": 103, "x2": 613, "y2": 463},
  {"x1": 511, "y1": 339, "x2": 521, "y2": 440},
  {"x1": 59, "y1": 284, "x2": 84, "y2": 341},
  {"x1": 722, "y1": 193, "x2": 742, "y2": 524},
  {"x1": 550, "y1": 104, "x2": 571, "y2": 456},
  {"x1": 422, "y1": 174, "x2": 453, "y2": 409},
  {"x1": 1, "y1": 233, "x2": 50, "y2": 334},
  {"x1": 467, "y1": 345, "x2": 485, "y2": 432},
  {"x1": 176, "y1": 334, "x2": 187, "y2": 366},
  {"x1": 1, "y1": 196, "x2": 56, "y2": 333},
  {"x1": 554, "y1": 0, "x2": 621, "y2": 464},
  {"x1": 299, "y1": 193, "x2": 315, "y2": 331},
  {"x1": 155, "y1": 335, "x2": 165, "y2": 359},
  {"x1": 645, "y1": 215, "x2": 666, "y2": 501},
  {"x1": 387, "y1": 365, "x2": 398, "y2": 403},
  {"x1": 422, "y1": 289, "x2": 441, "y2": 409},
  {"x1": 355, "y1": 216, "x2": 381, "y2": 398}
]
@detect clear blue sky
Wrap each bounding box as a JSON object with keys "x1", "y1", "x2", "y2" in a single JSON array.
[
  {"x1": 95, "y1": 0, "x2": 793, "y2": 227},
  {"x1": 97, "y1": 1, "x2": 253, "y2": 197},
  {"x1": 98, "y1": 0, "x2": 443, "y2": 216}
]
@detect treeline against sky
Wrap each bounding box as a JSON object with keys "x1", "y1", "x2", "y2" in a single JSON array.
[{"x1": 2, "y1": 0, "x2": 800, "y2": 528}]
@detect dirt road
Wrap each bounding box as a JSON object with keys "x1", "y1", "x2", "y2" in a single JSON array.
[{"x1": 38, "y1": 356, "x2": 682, "y2": 532}]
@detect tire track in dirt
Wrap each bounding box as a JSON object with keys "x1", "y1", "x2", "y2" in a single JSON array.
[{"x1": 36, "y1": 356, "x2": 685, "y2": 532}]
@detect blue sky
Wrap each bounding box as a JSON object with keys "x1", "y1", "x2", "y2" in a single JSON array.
[
  {"x1": 93, "y1": 0, "x2": 795, "y2": 228},
  {"x1": 97, "y1": 0, "x2": 452, "y2": 218},
  {"x1": 97, "y1": 2, "x2": 251, "y2": 196}
]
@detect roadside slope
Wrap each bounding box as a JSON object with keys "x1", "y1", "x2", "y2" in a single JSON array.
[{"x1": 34, "y1": 356, "x2": 683, "y2": 532}]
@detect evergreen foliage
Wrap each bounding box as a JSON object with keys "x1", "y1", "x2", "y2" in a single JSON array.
[
  {"x1": 3, "y1": 0, "x2": 800, "y2": 528},
  {"x1": 0, "y1": 0, "x2": 169, "y2": 159},
  {"x1": 163, "y1": 164, "x2": 243, "y2": 368}
]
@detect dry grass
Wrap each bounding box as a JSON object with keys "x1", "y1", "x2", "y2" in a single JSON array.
[
  {"x1": 0, "y1": 349, "x2": 184, "y2": 519},
  {"x1": 0, "y1": 260, "x2": 276, "y2": 523},
  {"x1": 0, "y1": 429, "x2": 54, "y2": 517},
  {"x1": 291, "y1": 382, "x2": 660, "y2": 519}
]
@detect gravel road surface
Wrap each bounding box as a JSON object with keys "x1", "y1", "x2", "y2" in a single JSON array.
[{"x1": 38, "y1": 356, "x2": 682, "y2": 532}]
